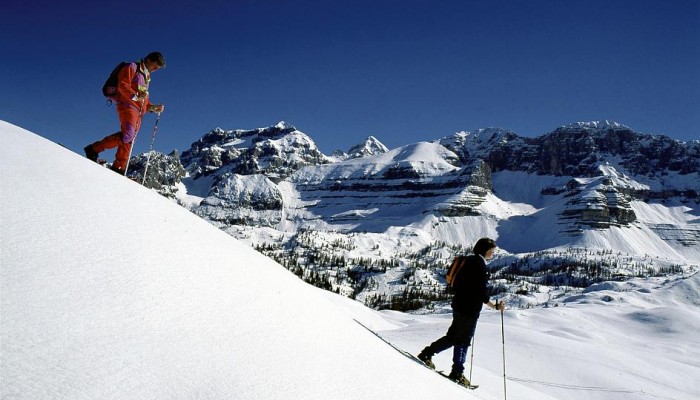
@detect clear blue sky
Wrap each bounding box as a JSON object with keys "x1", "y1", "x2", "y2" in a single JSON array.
[{"x1": 1, "y1": 0, "x2": 698, "y2": 157}]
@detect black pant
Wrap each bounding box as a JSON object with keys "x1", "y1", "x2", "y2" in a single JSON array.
[{"x1": 421, "y1": 310, "x2": 479, "y2": 375}]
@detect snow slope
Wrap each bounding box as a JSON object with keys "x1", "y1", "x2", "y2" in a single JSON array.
[
  {"x1": 2, "y1": 120, "x2": 699, "y2": 400},
  {"x1": 0, "y1": 121, "x2": 469, "y2": 399},
  {"x1": 376, "y1": 274, "x2": 700, "y2": 400}
]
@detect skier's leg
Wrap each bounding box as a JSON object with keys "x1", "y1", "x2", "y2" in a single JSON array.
[
  {"x1": 112, "y1": 108, "x2": 139, "y2": 172},
  {"x1": 447, "y1": 311, "x2": 479, "y2": 379},
  {"x1": 417, "y1": 335, "x2": 452, "y2": 369},
  {"x1": 420, "y1": 335, "x2": 453, "y2": 357},
  {"x1": 450, "y1": 344, "x2": 469, "y2": 376},
  {"x1": 112, "y1": 140, "x2": 132, "y2": 173},
  {"x1": 88, "y1": 132, "x2": 122, "y2": 154}
]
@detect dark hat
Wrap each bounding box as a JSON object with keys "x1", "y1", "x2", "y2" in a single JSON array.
[
  {"x1": 145, "y1": 52, "x2": 166, "y2": 68},
  {"x1": 473, "y1": 238, "x2": 497, "y2": 257}
]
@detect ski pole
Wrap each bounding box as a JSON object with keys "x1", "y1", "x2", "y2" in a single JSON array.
[
  {"x1": 500, "y1": 301, "x2": 507, "y2": 400},
  {"x1": 141, "y1": 112, "x2": 161, "y2": 185},
  {"x1": 123, "y1": 133, "x2": 138, "y2": 176}
]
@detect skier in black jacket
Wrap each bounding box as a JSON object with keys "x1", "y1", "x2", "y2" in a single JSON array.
[{"x1": 417, "y1": 238, "x2": 504, "y2": 387}]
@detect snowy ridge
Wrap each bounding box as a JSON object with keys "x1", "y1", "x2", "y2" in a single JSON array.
[
  {"x1": 295, "y1": 141, "x2": 461, "y2": 181},
  {"x1": 562, "y1": 120, "x2": 631, "y2": 131}
]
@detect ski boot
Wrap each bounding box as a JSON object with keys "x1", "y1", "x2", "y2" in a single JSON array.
[{"x1": 417, "y1": 352, "x2": 435, "y2": 370}]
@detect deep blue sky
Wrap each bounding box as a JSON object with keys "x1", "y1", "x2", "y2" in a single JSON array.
[{"x1": 2, "y1": 0, "x2": 698, "y2": 157}]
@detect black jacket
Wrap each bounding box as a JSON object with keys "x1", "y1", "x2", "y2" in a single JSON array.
[{"x1": 451, "y1": 255, "x2": 491, "y2": 315}]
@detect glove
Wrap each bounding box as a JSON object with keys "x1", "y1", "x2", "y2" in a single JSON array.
[
  {"x1": 132, "y1": 91, "x2": 148, "y2": 102},
  {"x1": 148, "y1": 104, "x2": 165, "y2": 113}
]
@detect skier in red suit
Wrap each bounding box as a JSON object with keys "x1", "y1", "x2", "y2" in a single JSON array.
[{"x1": 85, "y1": 52, "x2": 165, "y2": 174}]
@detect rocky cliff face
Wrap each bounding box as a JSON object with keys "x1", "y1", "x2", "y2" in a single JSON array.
[
  {"x1": 173, "y1": 122, "x2": 333, "y2": 226},
  {"x1": 195, "y1": 173, "x2": 284, "y2": 226},
  {"x1": 180, "y1": 122, "x2": 332, "y2": 182},
  {"x1": 158, "y1": 121, "x2": 698, "y2": 233},
  {"x1": 438, "y1": 121, "x2": 698, "y2": 230},
  {"x1": 554, "y1": 177, "x2": 637, "y2": 234},
  {"x1": 282, "y1": 141, "x2": 483, "y2": 231},
  {"x1": 440, "y1": 121, "x2": 699, "y2": 179},
  {"x1": 537, "y1": 122, "x2": 699, "y2": 177}
]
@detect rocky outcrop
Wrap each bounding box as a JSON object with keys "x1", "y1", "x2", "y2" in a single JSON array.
[
  {"x1": 195, "y1": 173, "x2": 283, "y2": 227},
  {"x1": 440, "y1": 121, "x2": 700, "y2": 179},
  {"x1": 127, "y1": 150, "x2": 186, "y2": 198},
  {"x1": 438, "y1": 121, "x2": 699, "y2": 230},
  {"x1": 558, "y1": 177, "x2": 636, "y2": 233},
  {"x1": 181, "y1": 122, "x2": 331, "y2": 182}
]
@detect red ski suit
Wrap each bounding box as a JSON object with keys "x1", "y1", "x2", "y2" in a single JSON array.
[{"x1": 91, "y1": 62, "x2": 153, "y2": 171}]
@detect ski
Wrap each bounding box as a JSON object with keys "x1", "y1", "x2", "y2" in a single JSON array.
[
  {"x1": 406, "y1": 350, "x2": 479, "y2": 390},
  {"x1": 354, "y1": 319, "x2": 479, "y2": 390},
  {"x1": 437, "y1": 371, "x2": 479, "y2": 390}
]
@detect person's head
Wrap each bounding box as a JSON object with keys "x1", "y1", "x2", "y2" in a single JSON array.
[
  {"x1": 144, "y1": 52, "x2": 166, "y2": 73},
  {"x1": 473, "y1": 238, "x2": 497, "y2": 260}
]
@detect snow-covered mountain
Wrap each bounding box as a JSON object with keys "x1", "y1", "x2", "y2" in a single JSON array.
[
  {"x1": 341, "y1": 135, "x2": 390, "y2": 160},
  {"x1": 132, "y1": 120, "x2": 698, "y2": 310},
  {"x1": 2, "y1": 120, "x2": 699, "y2": 400},
  {"x1": 180, "y1": 121, "x2": 331, "y2": 182}
]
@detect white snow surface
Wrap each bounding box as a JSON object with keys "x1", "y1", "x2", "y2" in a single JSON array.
[{"x1": 2, "y1": 120, "x2": 699, "y2": 400}]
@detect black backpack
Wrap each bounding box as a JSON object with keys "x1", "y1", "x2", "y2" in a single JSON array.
[{"x1": 102, "y1": 61, "x2": 130, "y2": 103}]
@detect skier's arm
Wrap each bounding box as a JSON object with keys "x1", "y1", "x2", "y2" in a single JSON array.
[{"x1": 117, "y1": 63, "x2": 138, "y2": 103}]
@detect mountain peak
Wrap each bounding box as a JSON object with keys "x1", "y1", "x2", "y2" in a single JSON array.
[
  {"x1": 450, "y1": 127, "x2": 520, "y2": 143},
  {"x1": 181, "y1": 122, "x2": 331, "y2": 181},
  {"x1": 274, "y1": 120, "x2": 296, "y2": 131},
  {"x1": 561, "y1": 120, "x2": 631, "y2": 132},
  {"x1": 347, "y1": 136, "x2": 389, "y2": 159}
]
